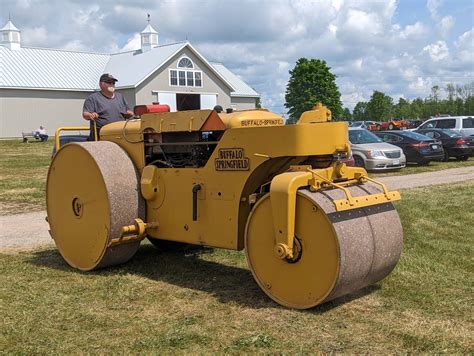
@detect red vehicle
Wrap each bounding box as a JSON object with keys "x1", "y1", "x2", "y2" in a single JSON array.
[{"x1": 378, "y1": 119, "x2": 409, "y2": 131}]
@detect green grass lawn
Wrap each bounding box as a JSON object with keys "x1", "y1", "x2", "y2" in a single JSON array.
[
  {"x1": 0, "y1": 139, "x2": 53, "y2": 214},
  {"x1": 1, "y1": 182, "x2": 473, "y2": 353}
]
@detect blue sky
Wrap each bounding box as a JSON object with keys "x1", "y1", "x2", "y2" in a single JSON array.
[{"x1": 1, "y1": 0, "x2": 473, "y2": 115}]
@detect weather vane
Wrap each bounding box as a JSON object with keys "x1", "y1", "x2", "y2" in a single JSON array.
[{"x1": 147, "y1": 13, "x2": 150, "y2": 24}]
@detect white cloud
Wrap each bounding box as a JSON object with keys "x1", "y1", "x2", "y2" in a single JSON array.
[
  {"x1": 401, "y1": 66, "x2": 421, "y2": 80},
  {"x1": 277, "y1": 61, "x2": 290, "y2": 72},
  {"x1": 74, "y1": 5, "x2": 101, "y2": 26},
  {"x1": 352, "y1": 58, "x2": 363, "y2": 71},
  {"x1": 455, "y1": 28, "x2": 474, "y2": 64},
  {"x1": 16, "y1": 0, "x2": 32, "y2": 9},
  {"x1": 120, "y1": 33, "x2": 141, "y2": 52},
  {"x1": 328, "y1": 24, "x2": 338, "y2": 35},
  {"x1": 21, "y1": 26, "x2": 49, "y2": 47},
  {"x1": 440, "y1": 16, "x2": 454, "y2": 37},
  {"x1": 423, "y1": 41, "x2": 449, "y2": 62},
  {"x1": 344, "y1": 9, "x2": 382, "y2": 35},
  {"x1": 427, "y1": 0, "x2": 441, "y2": 20},
  {"x1": 331, "y1": 0, "x2": 344, "y2": 12},
  {"x1": 455, "y1": 28, "x2": 474, "y2": 50},
  {"x1": 399, "y1": 22, "x2": 428, "y2": 39},
  {"x1": 62, "y1": 40, "x2": 86, "y2": 51},
  {"x1": 409, "y1": 76, "x2": 433, "y2": 94}
]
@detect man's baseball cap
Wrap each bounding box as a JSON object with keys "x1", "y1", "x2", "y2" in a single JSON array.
[{"x1": 99, "y1": 73, "x2": 118, "y2": 83}]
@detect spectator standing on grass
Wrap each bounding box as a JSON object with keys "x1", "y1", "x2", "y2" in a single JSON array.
[
  {"x1": 34, "y1": 126, "x2": 48, "y2": 142},
  {"x1": 82, "y1": 73, "x2": 134, "y2": 140}
]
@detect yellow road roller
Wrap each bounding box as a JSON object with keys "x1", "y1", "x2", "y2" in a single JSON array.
[{"x1": 46, "y1": 103, "x2": 403, "y2": 309}]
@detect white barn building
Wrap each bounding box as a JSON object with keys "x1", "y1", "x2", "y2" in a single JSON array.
[{"x1": 0, "y1": 20, "x2": 259, "y2": 138}]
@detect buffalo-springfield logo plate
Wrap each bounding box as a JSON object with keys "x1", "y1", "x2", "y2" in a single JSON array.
[
  {"x1": 215, "y1": 148, "x2": 249, "y2": 171},
  {"x1": 241, "y1": 118, "x2": 284, "y2": 127}
]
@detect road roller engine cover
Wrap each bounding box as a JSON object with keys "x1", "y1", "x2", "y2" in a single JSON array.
[{"x1": 46, "y1": 103, "x2": 403, "y2": 309}]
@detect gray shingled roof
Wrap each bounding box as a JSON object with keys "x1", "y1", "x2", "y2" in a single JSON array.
[{"x1": 0, "y1": 42, "x2": 258, "y2": 97}]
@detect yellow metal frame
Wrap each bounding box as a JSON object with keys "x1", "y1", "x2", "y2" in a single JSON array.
[
  {"x1": 54, "y1": 121, "x2": 97, "y2": 152},
  {"x1": 269, "y1": 163, "x2": 401, "y2": 260}
]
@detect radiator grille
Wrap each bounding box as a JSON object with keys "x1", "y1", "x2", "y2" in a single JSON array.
[{"x1": 385, "y1": 151, "x2": 401, "y2": 158}]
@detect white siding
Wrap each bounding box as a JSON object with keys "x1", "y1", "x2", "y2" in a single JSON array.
[{"x1": 0, "y1": 89, "x2": 88, "y2": 138}]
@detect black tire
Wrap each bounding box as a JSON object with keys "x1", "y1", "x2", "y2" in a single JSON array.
[
  {"x1": 354, "y1": 156, "x2": 365, "y2": 168},
  {"x1": 443, "y1": 150, "x2": 449, "y2": 162},
  {"x1": 456, "y1": 155, "x2": 469, "y2": 161},
  {"x1": 418, "y1": 160, "x2": 430, "y2": 166}
]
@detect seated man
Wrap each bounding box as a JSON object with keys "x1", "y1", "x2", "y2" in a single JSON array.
[{"x1": 34, "y1": 126, "x2": 49, "y2": 142}]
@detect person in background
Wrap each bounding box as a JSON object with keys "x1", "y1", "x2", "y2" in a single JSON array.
[
  {"x1": 82, "y1": 73, "x2": 134, "y2": 140},
  {"x1": 34, "y1": 126, "x2": 48, "y2": 142}
]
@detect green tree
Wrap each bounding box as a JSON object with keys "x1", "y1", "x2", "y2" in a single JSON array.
[
  {"x1": 353, "y1": 102, "x2": 368, "y2": 120},
  {"x1": 444, "y1": 83, "x2": 456, "y2": 115},
  {"x1": 367, "y1": 91, "x2": 393, "y2": 121},
  {"x1": 393, "y1": 97, "x2": 411, "y2": 119},
  {"x1": 454, "y1": 98, "x2": 464, "y2": 115},
  {"x1": 255, "y1": 97, "x2": 262, "y2": 109},
  {"x1": 341, "y1": 107, "x2": 352, "y2": 120},
  {"x1": 285, "y1": 58, "x2": 342, "y2": 123},
  {"x1": 464, "y1": 96, "x2": 474, "y2": 114}
]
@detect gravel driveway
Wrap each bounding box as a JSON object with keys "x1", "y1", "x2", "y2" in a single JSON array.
[{"x1": 1, "y1": 166, "x2": 473, "y2": 253}]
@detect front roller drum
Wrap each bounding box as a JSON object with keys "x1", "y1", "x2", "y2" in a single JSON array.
[
  {"x1": 245, "y1": 184, "x2": 403, "y2": 309},
  {"x1": 46, "y1": 142, "x2": 145, "y2": 271}
]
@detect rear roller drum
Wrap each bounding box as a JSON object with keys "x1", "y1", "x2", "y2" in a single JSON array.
[
  {"x1": 245, "y1": 184, "x2": 403, "y2": 309},
  {"x1": 46, "y1": 142, "x2": 145, "y2": 271}
]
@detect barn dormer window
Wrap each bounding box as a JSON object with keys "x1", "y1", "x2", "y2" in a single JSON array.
[
  {"x1": 169, "y1": 56, "x2": 202, "y2": 87},
  {"x1": 178, "y1": 57, "x2": 193, "y2": 68}
]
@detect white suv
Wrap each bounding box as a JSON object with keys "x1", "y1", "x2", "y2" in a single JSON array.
[{"x1": 417, "y1": 116, "x2": 474, "y2": 137}]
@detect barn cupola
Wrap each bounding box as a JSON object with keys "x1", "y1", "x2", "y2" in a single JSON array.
[
  {"x1": 1, "y1": 18, "x2": 21, "y2": 50},
  {"x1": 141, "y1": 14, "x2": 158, "y2": 52}
]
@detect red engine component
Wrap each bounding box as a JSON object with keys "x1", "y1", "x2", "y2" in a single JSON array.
[{"x1": 134, "y1": 103, "x2": 170, "y2": 116}]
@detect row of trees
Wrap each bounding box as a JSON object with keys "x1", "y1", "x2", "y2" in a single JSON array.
[
  {"x1": 283, "y1": 57, "x2": 473, "y2": 123},
  {"x1": 352, "y1": 84, "x2": 474, "y2": 121}
]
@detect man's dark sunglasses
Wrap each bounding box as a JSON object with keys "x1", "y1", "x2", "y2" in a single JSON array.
[{"x1": 102, "y1": 80, "x2": 116, "y2": 84}]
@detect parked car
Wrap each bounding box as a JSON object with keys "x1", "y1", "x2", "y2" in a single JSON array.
[
  {"x1": 348, "y1": 128, "x2": 406, "y2": 171},
  {"x1": 374, "y1": 130, "x2": 444, "y2": 165},
  {"x1": 303, "y1": 152, "x2": 355, "y2": 168},
  {"x1": 378, "y1": 118, "x2": 410, "y2": 131},
  {"x1": 349, "y1": 121, "x2": 379, "y2": 130},
  {"x1": 408, "y1": 119, "x2": 424, "y2": 129},
  {"x1": 349, "y1": 121, "x2": 365, "y2": 128},
  {"x1": 416, "y1": 116, "x2": 474, "y2": 137},
  {"x1": 414, "y1": 128, "x2": 472, "y2": 161}
]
